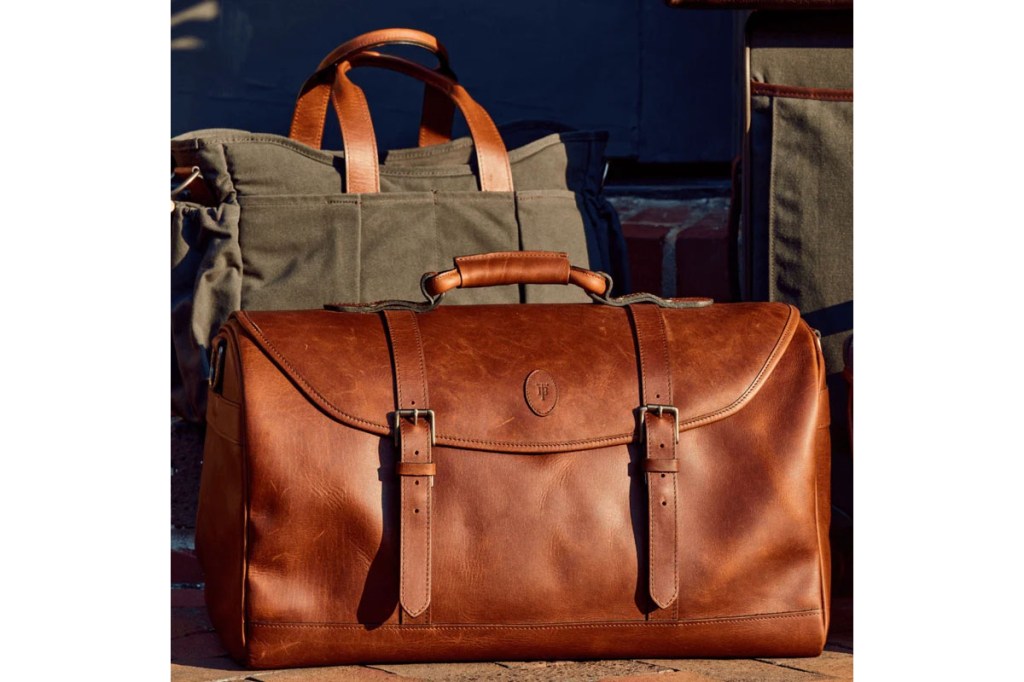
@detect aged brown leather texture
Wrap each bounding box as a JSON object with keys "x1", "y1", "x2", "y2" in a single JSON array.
[{"x1": 196, "y1": 270, "x2": 832, "y2": 668}]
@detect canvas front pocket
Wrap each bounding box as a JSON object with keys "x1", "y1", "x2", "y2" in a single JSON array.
[
  {"x1": 235, "y1": 194, "x2": 363, "y2": 310},
  {"x1": 238, "y1": 191, "x2": 524, "y2": 308},
  {"x1": 515, "y1": 190, "x2": 594, "y2": 303}
]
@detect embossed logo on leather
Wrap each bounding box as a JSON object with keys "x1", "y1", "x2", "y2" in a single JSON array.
[{"x1": 525, "y1": 369, "x2": 557, "y2": 417}]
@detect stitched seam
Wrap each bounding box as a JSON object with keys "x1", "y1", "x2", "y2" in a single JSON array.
[
  {"x1": 235, "y1": 196, "x2": 362, "y2": 206},
  {"x1": 460, "y1": 252, "x2": 565, "y2": 262},
  {"x1": 225, "y1": 325, "x2": 252, "y2": 652},
  {"x1": 630, "y1": 307, "x2": 657, "y2": 606},
  {"x1": 424, "y1": 469, "x2": 432, "y2": 617},
  {"x1": 314, "y1": 84, "x2": 329, "y2": 147},
  {"x1": 439, "y1": 434, "x2": 634, "y2": 448},
  {"x1": 251, "y1": 609, "x2": 821, "y2": 630},
  {"x1": 415, "y1": 132, "x2": 597, "y2": 165},
  {"x1": 431, "y1": 191, "x2": 440, "y2": 291},
  {"x1": 767, "y1": 96, "x2": 778, "y2": 300},
  {"x1": 409, "y1": 310, "x2": 428, "y2": 407},
  {"x1": 174, "y1": 136, "x2": 341, "y2": 166},
  {"x1": 239, "y1": 313, "x2": 384, "y2": 430},
  {"x1": 680, "y1": 306, "x2": 798, "y2": 430},
  {"x1": 387, "y1": 137, "x2": 474, "y2": 160},
  {"x1": 631, "y1": 308, "x2": 650, "y2": 404},
  {"x1": 341, "y1": 197, "x2": 435, "y2": 205},
  {"x1": 400, "y1": 468, "x2": 408, "y2": 613},
  {"x1": 670, "y1": 468, "x2": 678, "y2": 606},
  {"x1": 216, "y1": 326, "x2": 636, "y2": 442},
  {"x1": 514, "y1": 193, "x2": 577, "y2": 201},
  {"x1": 655, "y1": 307, "x2": 679, "y2": 607},
  {"x1": 813, "y1": 470, "x2": 827, "y2": 633},
  {"x1": 338, "y1": 76, "x2": 380, "y2": 193},
  {"x1": 655, "y1": 309, "x2": 673, "y2": 408},
  {"x1": 647, "y1": 465, "x2": 656, "y2": 608},
  {"x1": 412, "y1": 312, "x2": 431, "y2": 619},
  {"x1": 239, "y1": 308, "x2": 796, "y2": 446},
  {"x1": 289, "y1": 91, "x2": 309, "y2": 142},
  {"x1": 462, "y1": 87, "x2": 513, "y2": 192}
]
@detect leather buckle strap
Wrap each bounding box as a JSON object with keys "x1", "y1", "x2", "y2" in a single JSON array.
[
  {"x1": 382, "y1": 310, "x2": 434, "y2": 621},
  {"x1": 627, "y1": 305, "x2": 680, "y2": 614}
]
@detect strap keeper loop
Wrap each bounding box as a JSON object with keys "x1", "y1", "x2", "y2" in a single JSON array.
[
  {"x1": 396, "y1": 462, "x2": 436, "y2": 477},
  {"x1": 643, "y1": 459, "x2": 680, "y2": 473}
]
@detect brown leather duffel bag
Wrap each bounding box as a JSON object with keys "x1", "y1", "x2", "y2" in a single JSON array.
[{"x1": 196, "y1": 251, "x2": 831, "y2": 668}]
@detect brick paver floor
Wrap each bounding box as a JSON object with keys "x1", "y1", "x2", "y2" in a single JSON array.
[{"x1": 171, "y1": 592, "x2": 851, "y2": 681}]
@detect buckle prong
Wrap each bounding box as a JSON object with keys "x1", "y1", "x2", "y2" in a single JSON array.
[
  {"x1": 637, "y1": 404, "x2": 680, "y2": 444},
  {"x1": 392, "y1": 408, "x2": 436, "y2": 447}
]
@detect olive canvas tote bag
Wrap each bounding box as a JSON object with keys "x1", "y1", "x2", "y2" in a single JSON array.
[{"x1": 171, "y1": 30, "x2": 629, "y2": 421}]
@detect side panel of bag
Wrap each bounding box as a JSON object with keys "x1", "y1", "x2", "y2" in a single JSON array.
[{"x1": 194, "y1": 329, "x2": 248, "y2": 662}]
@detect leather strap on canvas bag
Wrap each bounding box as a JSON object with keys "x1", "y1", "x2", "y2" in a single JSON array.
[
  {"x1": 382, "y1": 310, "x2": 434, "y2": 622},
  {"x1": 290, "y1": 28, "x2": 456, "y2": 149},
  {"x1": 627, "y1": 304, "x2": 680, "y2": 613},
  {"x1": 332, "y1": 52, "x2": 513, "y2": 194}
]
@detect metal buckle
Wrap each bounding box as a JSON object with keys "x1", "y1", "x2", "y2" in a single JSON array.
[
  {"x1": 171, "y1": 166, "x2": 202, "y2": 199},
  {"x1": 637, "y1": 404, "x2": 680, "y2": 444},
  {"x1": 392, "y1": 409, "x2": 436, "y2": 446}
]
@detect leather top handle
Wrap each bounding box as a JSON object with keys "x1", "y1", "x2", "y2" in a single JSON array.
[
  {"x1": 423, "y1": 252, "x2": 609, "y2": 297},
  {"x1": 326, "y1": 251, "x2": 713, "y2": 313},
  {"x1": 333, "y1": 52, "x2": 513, "y2": 194},
  {"x1": 290, "y1": 28, "x2": 456, "y2": 149}
]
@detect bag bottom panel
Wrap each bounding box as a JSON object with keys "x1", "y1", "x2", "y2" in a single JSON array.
[{"x1": 243, "y1": 609, "x2": 825, "y2": 667}]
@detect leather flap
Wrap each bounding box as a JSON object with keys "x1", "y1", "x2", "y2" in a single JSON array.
[{"x1": 234, "y1": 302, "x2": 801, "y2": 453}]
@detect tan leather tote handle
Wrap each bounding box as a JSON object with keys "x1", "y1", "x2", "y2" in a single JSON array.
[
  {"x1": 290, "y1": 28, "x2": 456, "y2": 149},
  {"x1": 333, "y1": 52, "x2": 513, "y2": 194},
  {"x1": 423, "y1": 252, "x2": 609, "y2": 297}
]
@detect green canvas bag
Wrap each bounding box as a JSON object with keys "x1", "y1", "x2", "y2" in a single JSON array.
[{"x1": 171, "y1": 30, "x2": 628, "y2": 421}]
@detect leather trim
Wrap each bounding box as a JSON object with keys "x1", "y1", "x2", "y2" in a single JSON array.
[
  {"x1": 750, "y1": 81, "x2": 853, "y2": 102},
  {"x1": 250, "y1": 608, "x2": 822, "y2": 629}
]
